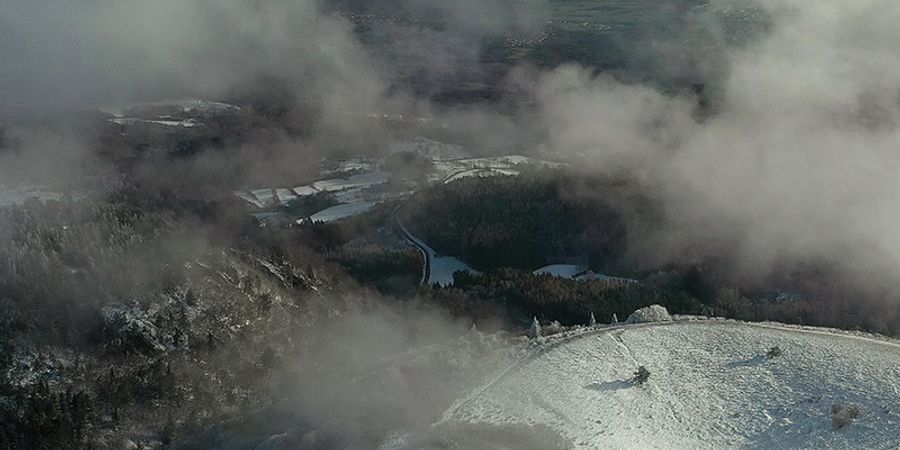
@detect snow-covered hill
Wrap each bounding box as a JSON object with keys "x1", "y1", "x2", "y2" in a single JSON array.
[{"x1": 441, "y1": 320, "x2": 900, "y2": 449}]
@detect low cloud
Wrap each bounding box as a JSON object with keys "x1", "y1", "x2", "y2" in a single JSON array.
[{"x1": 530, "y1": 0, "x2": 900, "y2": 288}]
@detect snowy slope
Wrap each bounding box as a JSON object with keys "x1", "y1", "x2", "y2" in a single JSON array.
[
  {"x1": 443, "y1": 321, "x2": 900, "y2": 449},
  {"x1": 534, "y1": 264, "x2": 585, "y2": 278}
]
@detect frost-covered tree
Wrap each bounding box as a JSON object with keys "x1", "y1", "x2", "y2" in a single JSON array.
[
  {"x1": 590, "y1": 312, "x2": 597, "y2": 327},
  {"x1": 612, "y1": 313, "x2": 619, "y2": 324},
  {"x1": 527, "y1": 316, "x2": 541, "y2": 339}
]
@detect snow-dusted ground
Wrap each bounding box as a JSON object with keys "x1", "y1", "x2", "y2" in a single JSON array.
[
  {"x1": 237, "y1": 171, "x2": 389, "y2": 223},
  {"x1": 106, "y1": 99, "x2": 239, "y2": 129},
  {"x1": 444, "y1": 321, "x2": 900, "y2": 449},
  {"x1": 0, "y1": 185, "x2": 63, "y2": 206},
  {"x1": 432, "y1": 155, "x2": 567, "y2": 184},
  {"x1": 442, "y1": 168, "x2": 521, "y2": 184},
  {"x1": 303, "y1": 201, "x2": 377, "y2": 223},
  {"x1": 534, "y1": 264, "x2": 637, "y2": 284},
  {"x1": 312, "y1": 169, "x2": 388, "y2": 193},
  {"x1": 461, "y1": 155, "x2": 566, "y2": 168},
  {"x1": 110, "y1": 117, "x2": 199, "y2": 128},
  {"x1": 391, "y1": 137, "x2": 469, "y2": 161},
  {"x1": 234, "y1": 145, "x2": 570, "y2": 227},
  {"x1": 170, "y1": 99, "x2": 240, "y2": 114}
]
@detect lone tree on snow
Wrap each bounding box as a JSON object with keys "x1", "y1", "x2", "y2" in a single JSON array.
[
  {"x1": 632, "y1": 366, "x2": 651, "y2": 386},
  {"x1": 527, "y1": 317, "x2": 541, "y2": 339},
  {"x1": 766, "y1": 346, "x2": 783, "y2": 359},
  {"x1": 590, "y1": 312, "x2": 597, "y2": 327}
]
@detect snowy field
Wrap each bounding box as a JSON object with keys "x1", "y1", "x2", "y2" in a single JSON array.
[
  {"x1": 433, "y1": 155, "x2": 567, "y2": 183},
  {"x1": 303, "y1": 201, "x2": 377, "y2": 223},
  {"x1": 429, "y1": 255, "x2": 477, "y2": 286},
  {"x1": 311, "y1": 169, "x2": 388, "y2": 193},
  {"x1": 444, "y1": 321, "x2": 900, "y2": 449}
]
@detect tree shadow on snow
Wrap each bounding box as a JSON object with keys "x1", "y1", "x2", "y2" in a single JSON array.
[
  {"x1": 726, "y1": 355, "x2": 766, "y2": 368},
  {"x1": 584, "y1": 379, "x2": 633, "y2": 391}
]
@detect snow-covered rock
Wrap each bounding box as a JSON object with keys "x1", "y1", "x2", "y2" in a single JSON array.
[{"x1": 625, "y1": 304, "x2": 672, "y2": 324}]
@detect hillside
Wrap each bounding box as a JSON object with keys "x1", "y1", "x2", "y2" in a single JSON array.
[{"x1": 441, "y1": 320, "x2": 900, "y2": 449}]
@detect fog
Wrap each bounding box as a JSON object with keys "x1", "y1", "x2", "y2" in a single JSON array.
[
  {"x1": 531, "y1": 0, "x2": 900, "y2": 288},
  {"x1": 2, "y1": 1, "x2": 375, "y2": 108}
]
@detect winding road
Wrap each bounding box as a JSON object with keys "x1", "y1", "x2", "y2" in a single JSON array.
[{"x1": 393, "y1": 203, "x2": 431, "y2": 285}]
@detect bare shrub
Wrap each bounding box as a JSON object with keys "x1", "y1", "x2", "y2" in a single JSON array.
[
  {"x1": 542, "y1": 320, "x2": 565, "y2": 336},
  {"x1": 832, "y1": 403, "x2": 862, "y2": 429},
  {"x1": 632, "y1": 366, "x2": 650, "y2": 386}
]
